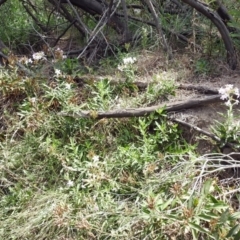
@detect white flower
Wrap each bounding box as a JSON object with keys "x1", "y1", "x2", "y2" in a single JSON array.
[
  {"x1": 92, "y1": 155, "x2": 99, "y2": 162},
  {"x1": 32, "y1": 51, "x2": 45, "y2": 61},
  {"x1": 219, "y1": 85, "x2": 239, "y2": 101},
  {"x1": 27, "y1": 58, "x2": 33, "y2": 64},
  {"x1": 67, "y1": 180, "x2": 74, "y2": 187},
  {"x1": 54, "y1": 69, "x2": 62, "y2": 77},
  {"x1": 19, "y1": 57, "x2": 33, "y2": 65},
  {"x1": 133, "y1": 9, "x2": 141, "y2": 15},
  {"x1": 117, "y1": 64, "x2": 124, "y2": 71},
  {"x1": 122, "y1": 57, "x2": 137, "y2": 65},
  {"x1": 219, "y1": 93, "x2": 228, "y2": 100},
  {"x1": 219, "y1": 86, "x2": 230, "y2": 100},
  {"x1": 234, "y1": 88, "x2": 240, "y2": 98},
  {"x1": 30, "y1": 97, "x2": 36, "y2": 103},
  {"x1": 65, "y1": 83, "x2": 71, "y2": 89},
  {"x1": 118, "y1": 57, "x2": 137, "y2": 71},
  {"x1": 225, "y1": 100, "x2": 231, "y2": 107}
]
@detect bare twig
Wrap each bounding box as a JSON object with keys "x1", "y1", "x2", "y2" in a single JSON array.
[
  {"x1": 77, "y1": 1, "x2": 121, "y2": 59},
  {"x1": 53, "y1": 19, "x2": 76, "y2": 47},
  {"x1": 65, "y1": 0, "x2": 91, "y2": 39},
  {"x1": 48, "y1": 0, "x2": 86, "y2": 36}
]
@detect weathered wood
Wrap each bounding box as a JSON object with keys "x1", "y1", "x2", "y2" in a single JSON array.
[
  {"x1": 177, "y1": 84, "x2": 218, "y2": 94},
  {"x1": 58, "y1": 95, "x2": 222, "y2": 119}
]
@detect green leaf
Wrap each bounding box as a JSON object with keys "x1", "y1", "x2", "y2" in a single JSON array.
[
  {"x1": 156, "y1": 107, "x2": 166, "y2": 115},
  {"x1": 230, "y1": 212, "x2": 240, "y2": 220},
  {"x1": 228, "y1": 21, "x2": 240, "y2": 29},
  {"x1": 165, "y1": 214, "x2": 181, "y2": 221},
  {"x1": 226, "y1": 224, "x2": 240, "y2": 238},
  {"x1": 234, "y1": 230, "x2": 240, "y2": 240},
  {"x1": 219, "y1": 209, "x2": 230, "y2": 224},
  {"x1": 188, "y1": 222, "x2": 210, "y2": 235},
  {"x1": 160, "y1": 198, "x2": 172, "y2": 211},
  {"x1": 202, "y1": 179, "x2": 212, "y2": 195},
  {"x1": 209, "y1": 203, "x2": 228, "y2": 211},
  {"x1": 187, "y1": 195, "x2": 194, "y2": 209},
  {"x1": 208, "y1": 195, "x2": 224, "y2": 204},
  {"x1": 198, "y1": 213, "x2": 218, "y2": 221}
]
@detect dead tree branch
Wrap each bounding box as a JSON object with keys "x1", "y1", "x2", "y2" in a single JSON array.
[
  {"x1": 177, "y1": 84, "x2": 218, "y2": 94},
  {"x1": 48, "y1": 0, "x2": 86, "y2": 36},
  {"x1": 73, "y1": 75, "x2": 219, "y2": 95},
  {"x1": 58, "y1": 95, "x2": 222, "y2": 119},
  {"x1": 76, "y1": 1, "x2": 121, "y2": 60},
  {"x1": 53, "y1": 19, "x2": 76, "y2": 47}
]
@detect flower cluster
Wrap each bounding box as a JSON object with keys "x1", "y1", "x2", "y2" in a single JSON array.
[
  {"x1": 219, "y1": 84, "x2": 239, "y2": 106},
  {"x1": 122, "y1": 57, "x2": 137, "y2": 65},
  {"x1": 66, "y1": 180, "x2": 74, "y2": 187},
  {"x1": 19, "y1": 56, "x2": 33, "y2": 65},
  {"x1": 54, "y1": 69, "x2": 62, "y2": 78},
  {"x1": 32, "y1": 51, "x2": 46, "y2": 61},
  {"x1": 19, "y1": 51, "x2": 46, "y2": 65},
  {"x1": 81, "y1": 155, "x2": 107, "y2": 188},
  {"x1": 54, "y1": 47, "x2": 66, "y2": 61},
  {"x1": 19, "y1": 47, "x2": 67, "y2": 66},
  {"x1": 117, "y1": 56, "x2": 137, "y2": 71}
]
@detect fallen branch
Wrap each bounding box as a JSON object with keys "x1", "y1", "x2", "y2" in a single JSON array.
[
  {"x1": 58, "y1": 94, "x2": 222, "y2": 119},
  {"x1": 177, "y1": 84, "x2": 218, "y2": 94}
]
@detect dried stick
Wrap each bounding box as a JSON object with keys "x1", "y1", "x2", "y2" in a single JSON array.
[
  {"x1": 53, "y1": 19, "x2": 76, "y2": 47},
  {"x1": 77, "y1": 1, "x2": 121, "y2": 59},
  {"x1": 65, "y1": 0, "x2": 91, "y2": 38}
]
